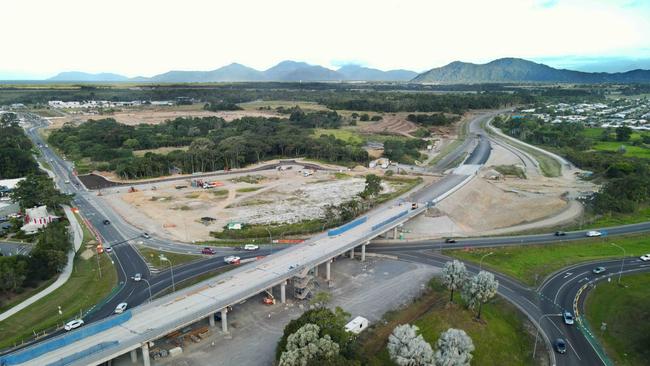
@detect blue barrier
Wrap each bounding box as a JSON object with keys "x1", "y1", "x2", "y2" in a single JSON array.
[
  {"x1": 47, "y1": 341, "x2": 119, "y2": 366},
  {"x1": 0, "y1": 311, "x2": 132, "y2": 366},
  {"x1": 328, "y1": 217, "x2": 367, "y2": 237},
  {"x1": 371, "y1": 210, "x2": 409, "y2": 231}
]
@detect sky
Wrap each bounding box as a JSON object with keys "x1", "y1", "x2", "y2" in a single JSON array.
[{"x1": 1, "y1": 0, "x2": 650, "y2": 79}]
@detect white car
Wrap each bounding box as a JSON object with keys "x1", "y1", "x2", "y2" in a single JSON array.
[
  {"x1": 243, "y1": 244, "x2": 259, "y2": 251},
  {"x1": 142, "y1": 233, "x2": 151, "y2": 239},
  {"x1": 114, "y1": 302, "x2": 128, "y2": 314},
  {"x1": 585, "y1": 230, "x2": 602, "y2": 237},
  {"x1": 104, "y1": 246, "x2": 113, "y2": 253},
  {"x1": 224, "y1": 256, "x2": 240, "y2": 264},
  {"x1": 640, "y1": 254, "x2": 650, "y2": 262},
  {"x1": 64, "y1": 319, "x2": 84, "y2": 331},
  {"x1": 133, "y1": 273, "x2": 142, "y2": 282}
]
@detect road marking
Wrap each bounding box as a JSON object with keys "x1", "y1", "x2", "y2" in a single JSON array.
[
  {"x1": 562, "y1": 272, "x2": 573, "y2": 279},
  {"x1": 577, "y1": 277, "x2": 589, "y2": 283},
  {"x1": 547, "y1": 319, "x2": 582, "y2": 361}
]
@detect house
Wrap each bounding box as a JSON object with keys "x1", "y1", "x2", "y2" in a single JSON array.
[{"x1": 20, "y1": 206, "x2": 59, "y2": 234}]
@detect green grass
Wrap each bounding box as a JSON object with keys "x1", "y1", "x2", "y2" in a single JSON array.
[
  {"x1": 313, "y1": 128, "x2": 364, "y2": 144},
  {"x1": 136, "y1": 246, "x2": 202, "y2": 271},
  {"x1": 579, "y1": 206, "x2": 650, "y2": 229},
  {"x1": 359, "y1": 279, "x2": 536, "y2": 366},
  {"x1": 591, "y1": 142, "x2": 650, "y2": 159},
  {"x1": 333, "y1": 172, "x2": 352, "y2": 179},
  {"x1": 236, "y1": 186, "x2": 262, "y2": 193},
  {"x1": 230, "y1": 175, "x2": 265, "y2": 184},
  {"x1": 493, "y1": 164, "x2": 527, "y2": 179},
  {"x1": 0, "y1": 215, "x2": 117, "y2": 349},
  {"x1": 375, "y1": 176, "x2": 423, "y2": 204},
  {"x1": 585, "y1": 273, "x2": 650, "y2": 366},
  {"x1": 447, "y1": 234, "x2": 650, "y2": 286},
  {"x1": 0, "y1": 277, "x2": 56, "y2": 314}
]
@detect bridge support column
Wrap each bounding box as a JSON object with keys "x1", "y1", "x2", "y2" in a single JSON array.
[
  {"x1": 221, "y1": 308, "x2": 228, "y2": 333},
  {"x1": 313, "y1": 264, "x2": 319, "y2": 277},
  {"x1": 280, "y1": 281, "x2": 286, "y2": 304},
  {"x1": 326, "y1": 260, "x2": 331, "y2": 281},
  {"x1": 361, "y1": 244, "x2": 366, "y2": 262},
  {"x1": 209, "y1": 312, "x2": 215, "y2": 327},
  {"x1": 130, "y1": 349, "x2": 138, "y2": 363},
  {"x1": 393, "y1": 227, "x2": 398, "y2": 239},
  {"x1": 349, "y1": 247, "x2": 354, "y2": 259},
  {"x1": 141, "y1": 343, "x2": 150, "y2": 366}
]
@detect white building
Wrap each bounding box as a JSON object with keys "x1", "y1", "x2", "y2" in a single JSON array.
[{"x1": 21, "y1": 206, "x2": 59, "y2": 234}]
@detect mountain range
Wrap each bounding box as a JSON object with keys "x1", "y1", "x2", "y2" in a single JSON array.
[
  {"x1": 49, "y1": 61, "x2": 418, "y2": 83},
  {"x1": 47, "y1": 58, "x2": 650, "y2": 83},
  {"x1": 412, "y1": 58, "x2": 650, "y2": 83}
]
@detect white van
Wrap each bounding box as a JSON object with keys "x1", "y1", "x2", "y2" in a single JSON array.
[{"x1": 345, "y1": 316, "x2": 369, "y2": 334}]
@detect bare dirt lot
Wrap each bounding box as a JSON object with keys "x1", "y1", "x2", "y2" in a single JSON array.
[
  {"x1": 359, "y1": 113, "x2": 419, "y2": 137},
  {"x1": 44, "y1": 105, "x2": 279, "y2": 129},
  {"x1": 402, "y1": 142, "x2": 596, "y2": 238},
  {"x1": 103, "y1": 166, "x2": 409, "y2": 241}
]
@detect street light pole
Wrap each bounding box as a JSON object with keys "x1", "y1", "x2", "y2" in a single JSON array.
[
  {"x1": 479, "y1": 252, "x2": 494, "y2": 270},
  {"x1": 141, "y1": 278, "x2": 152, "y2": 303},
  {"x1": 160, "y1": 255, "x2": 175, "y2": 292},
  {"x1": 533, "y1": 313, "x2": 561, "y2": 359},
  {"x1": 610, "y1": 243, "x2": 626, "y2": 285},
  {"x1": 265, "y1": 227, "x2": 273, "y2": 254}
]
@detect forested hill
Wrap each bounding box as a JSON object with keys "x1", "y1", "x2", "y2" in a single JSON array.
[{"x1": 411, "y1": 58, "x2": 650, "y2": 84}]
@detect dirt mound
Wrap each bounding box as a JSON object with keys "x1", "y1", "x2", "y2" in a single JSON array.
[{"x1": 360, "y1": 114, "x2": 418, "y2": 136}]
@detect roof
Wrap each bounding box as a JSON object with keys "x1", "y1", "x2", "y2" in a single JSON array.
[{"x1": 0, "y1": 178, "x2": 25, "y2": 190}]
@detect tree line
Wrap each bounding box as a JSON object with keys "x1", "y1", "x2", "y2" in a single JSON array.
[
  {"x1": 0, "y1": 221, "x2": 71, "y2": 304},
  {"x1": 0, "y1": 113, "x2": 39, "y2": 179},
  {"x1": 406, "y1": 113, "x2": 461, "y2": 126},
  {"x1": 48, "y1": 114, "x2": 368, "y2": 179}
]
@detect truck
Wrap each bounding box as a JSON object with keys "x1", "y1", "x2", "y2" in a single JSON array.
[{"x1": 345, "y1": 316, "x2": 369, "y2": 334}]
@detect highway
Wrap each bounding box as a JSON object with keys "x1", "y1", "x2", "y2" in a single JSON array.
[{"x1": 8, "y1": 110, "x2": 647, "y2": 365}]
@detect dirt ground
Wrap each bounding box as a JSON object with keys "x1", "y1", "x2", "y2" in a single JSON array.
[
  {"x1": 103, "y1": 166, "x2": 403, "y2": 241},
  {"x1": 111, "y1": 256, "x2": 437, "y2": 366},
  {"x1": 44, "y1": 105, "x2": 279, "y2": 129},
  {"x1": 360, "y1": 113, "x2": 419, "y2": 137},
  {"x1": 402, "y1": 140, "x2": 596, "y2": 238}
]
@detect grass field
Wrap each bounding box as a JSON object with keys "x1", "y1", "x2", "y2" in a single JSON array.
[
  {"x1": 585, "y1": 273, "x2": 650, "y2": 366},
  {"x1": 447, "y1": 234, "x2": 650, "y2": 286},
  {"x1": 238, "y1": 100, "x2": 328, "y2": 111},
  {"x1": 136, "y1": 246, "x2": 202, "y2": 271},
  {"x1": 591, "y1": 141, "x2": 650, "y2": 159},
  {"x1": 0, "y1": 217, "x2": 117, "y2": 349},
  {"x1": 313, "y1": 128, "x2": 364, "y2": 145},
  {"x1": 358, "y1": 279, "x2": 537, "y2": 365},
  {"x1": 578, "y1": 206, "x2": 650, "y2": 229}
]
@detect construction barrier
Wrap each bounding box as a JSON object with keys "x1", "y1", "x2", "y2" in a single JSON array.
[
  {"x1": 371, "y1": 210, "x2": 409, "y2": 232},
  {"x1": 327, "y1": 217, "x2": 368, "y2": 237},
  {"x1": 0, "y1": 311, "x2": 132, "y2": 366}
]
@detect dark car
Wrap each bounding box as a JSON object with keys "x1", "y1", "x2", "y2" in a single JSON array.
[
  {"x1": 103, "y1": 219, "x2": 111, "y2": 225},
  {"x1": 554, "y1": 338, "x2": 567, "y2": 354},
  {"x1": 554, "y1": 231, "x2": 566, "y2": 236},
  {"x1": 202, "y1": 247, "x2": 217, "y2": 255},
  {"x1": 445, "y1": 238, "x2": 457, "y2": 243}
]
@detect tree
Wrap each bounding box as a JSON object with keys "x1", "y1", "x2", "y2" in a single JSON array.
[
  {"x1": 122, "y1": 138, "x2": 140, "y2": 149},
  {"x1": 359, "y1": 174, "x2": 382, "y2": 199},
  {"x1": 310, "y1": 291, "x2": 332, "y2": 307},
  {"x1": 359, "y1": 114, "x2": 370, "y2": 121},
  {"x1": 433, "y1": 328, "x2": 474, "y2": 366},
  {"x1": 387, "y1": 324, "x2": 434, "y2": 366},
  {"x1": 615, "y1": 126, "x2": 632, "y2": 142},
  {"x1": 279, "y1": 323, "x2": 340, "y2": 366},
  {"x1": 277, "y1": 307, "x2": 352, "y2": 361},
  {"x1": 461, "y1": 270, "x2": 498, "y2": 319},
  {"x1": 441, "y1": 260, "x2": 468, "y2": 303}
]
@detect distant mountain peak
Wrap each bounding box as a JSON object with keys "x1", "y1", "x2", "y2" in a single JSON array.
[{"x1": 411, "y1": 57, "x2": 650, "y2": 83}]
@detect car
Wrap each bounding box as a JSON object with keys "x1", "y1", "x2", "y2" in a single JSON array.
[
  {"x1": 114, "y1": 302, "x2": 128, "y2": 314},
  {"x1": 554, "y1": 231, "x2": 566, "y2": 236},
  {"x1": 64, "y1": 319, "x2": 84, "y2": 331},
  {"x1": 224, "y1": 256, "x2": 240, "y2": 264},
  {"x1": 142, "y1": 233, "x2": 151, "y2": 239},
  {"x1": 592, "y1": 266, "x2": 606, "y2": 274},
  {"x1": 640, "y1": 254, "x2": 650, "y2": 262},
  {"x1": 444, "y1": 238, "x2": 457, "y2": 243},
  {"x1": 103, "y1": 219, "x2": 110, "y2": 225},
  {"x1": 554, "y1": 338, "x2": 567, "y2": 354},
  {"x1": 133, "y1": 273, "x2": 142, "y2": 282},
  {"x1": 411, "y1": 203, "x2": 418, "y2": 210},
  {"x1": 104, "y1": 246, "x2": 113, "y2": 253},
  {"x1": 243, "y1": 244, "x2": 259, "y2": 251},
  {"x1": 563, "y1": 311, "x2": 574, "y2": 325},
  {"x1": 201, "y1": 247, "x2": 217, "y2": 255},
  {"x1": 64, "y1": 180, "x2": 70, "y2": 184},
  {"x1": 586, "y1": 230, "x2": 602, "y2": 237}
]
